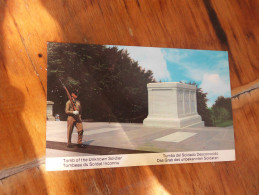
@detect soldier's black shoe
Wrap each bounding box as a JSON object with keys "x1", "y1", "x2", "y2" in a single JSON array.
[{"x1": 67, "y1": 143, "x2": 72, "y2": 148}]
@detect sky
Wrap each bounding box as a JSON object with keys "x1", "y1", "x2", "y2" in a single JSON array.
[{"x1": 109, "y1": 45, "x2": 231, "y2": 107}]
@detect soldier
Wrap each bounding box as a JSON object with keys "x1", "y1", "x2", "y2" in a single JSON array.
[{"x1": 65, "y1": 91, "x2": 84, "y2": 148}]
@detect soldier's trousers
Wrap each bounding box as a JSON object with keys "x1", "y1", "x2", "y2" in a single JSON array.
[{"x1": 67, "y1": 116, "x2": 83, "y2": 144}]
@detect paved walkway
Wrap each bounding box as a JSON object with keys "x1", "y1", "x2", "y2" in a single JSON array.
[{"x1": 46, "y1": 121, "x2": 235, "y2": 157}]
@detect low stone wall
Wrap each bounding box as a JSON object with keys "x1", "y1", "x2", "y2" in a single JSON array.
[{"x1": 47, "y1": 101, "x2": 55, "y2": 121}]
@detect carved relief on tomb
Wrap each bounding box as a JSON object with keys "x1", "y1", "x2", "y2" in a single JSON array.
[
  {"x1": 184, "y1": 90, "x2": 190, "y2": 114},
  {"x1": 190, "y1": 91, "x2": 195, "y2": 113},
  {"x1": 177, "y1": 89, "x2": 183, "y2": 115},
  {"x1": 152, "y1": 89, "x2": 172, "y2": 116}
]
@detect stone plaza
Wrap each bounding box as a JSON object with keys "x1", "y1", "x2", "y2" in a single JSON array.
[{"x1": 46, "y1": 121, "x2": 234, "y2": 157}]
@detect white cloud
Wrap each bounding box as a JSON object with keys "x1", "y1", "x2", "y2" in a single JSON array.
[
  {"x1": 201, "y1": 74, "x2": 229, "y2": 95},
  {"x1": 117, "y1": 46, "x2": 171, "y2": 81},
  {"x1": 162, "y1": 49, "x2": 189, "y2": 64},
  {"x1": 163, "y1": 50, "x2": 208, "y2": 81},
  {"x1": 165, "y1": 51, "x2": 231, "y2": 106},
  {"x1": 200, "y1": 73, "x2": 230, "y2": 107},
  {"x1": 185, "y1": 66, "x2": 208, "y2": 81}
]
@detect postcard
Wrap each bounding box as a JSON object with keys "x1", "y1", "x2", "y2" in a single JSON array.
[{"x1": 46, "y1": 42, "x2": 235, "y2": 171}]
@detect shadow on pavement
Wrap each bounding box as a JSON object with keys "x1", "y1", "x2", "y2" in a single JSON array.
[
  {"x1": 46, "y1": 141, "x2": 156, "y2": 155},
  {"x1": 83, "y1": 140, "x2": 95, "y2": 145}
]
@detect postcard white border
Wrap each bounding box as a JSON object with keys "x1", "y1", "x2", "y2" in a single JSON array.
[{"x1": 46, "y1": 149, "x2": 235, "y2": 171}]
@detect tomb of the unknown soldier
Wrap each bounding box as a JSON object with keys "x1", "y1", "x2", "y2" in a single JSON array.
[{"x1": 143, "y1": 82, "x2": 204, "y2": 128}]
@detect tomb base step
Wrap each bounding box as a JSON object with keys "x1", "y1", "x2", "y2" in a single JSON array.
[{"x1": 143, "y1": 114, "x2": 204, "y2": 128}]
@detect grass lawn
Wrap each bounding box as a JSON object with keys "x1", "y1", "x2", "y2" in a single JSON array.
[{"x1": 214, "y1": 120, "x2": 233, "y2": 127}]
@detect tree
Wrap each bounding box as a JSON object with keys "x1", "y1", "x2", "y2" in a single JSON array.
[
  {"x1": 47, "y1": 43, "x2": 155, "y2": 122},
  {"x1": 211, "y1": 96, "x2": 233, "y2": 126},
  {"x1": 188, "y1": 82, "x2": 213, "y2": 126},
  {"x1": 212, "y1": 96, "x2": 232, "y2": 119},
  {"x1": 196, "y1": 88, "x2": 213, "y2": 126}
]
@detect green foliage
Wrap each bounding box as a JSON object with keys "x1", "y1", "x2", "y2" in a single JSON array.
[
  {"x1": 196, "y1": 88, "x2": 213, "y2": 126},
  {"x1": 212, "y1": 107, "x2": 230, "y2": 121},
  {"x1": 47, "y1": 43, "x2": 155, "y2": 122},
  {"x1": 213, "y1": 120, "x2": 233, "y2": 127},
  {"x1": 212, "y1": 96, "x2": 232, "y2": 119},
  {"x1": 211, "y1": 96, "x2": 233, "y2": 127}
]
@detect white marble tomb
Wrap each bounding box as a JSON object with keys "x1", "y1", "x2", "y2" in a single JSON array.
[{"x1": 143, "y1": 82, "x2": 204, "y2": 128}]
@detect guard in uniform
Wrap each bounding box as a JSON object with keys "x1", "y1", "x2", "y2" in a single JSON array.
[{"x1": 65, "y1": 91, "x2": 84, "y2": 147}]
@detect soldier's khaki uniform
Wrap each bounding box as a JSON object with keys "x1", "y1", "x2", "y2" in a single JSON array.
[{"x1": 65, "y1": 100, "x2": 83, "y2": 145}]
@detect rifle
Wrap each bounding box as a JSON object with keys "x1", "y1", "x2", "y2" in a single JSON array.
[{"x1": 59, "y1": 78, "x2": 77, "y2": 111}]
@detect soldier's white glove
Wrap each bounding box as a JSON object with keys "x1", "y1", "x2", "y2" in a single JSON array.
[{"x1": 73, "y1": 111, "x2": 79, "y2": 115}]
